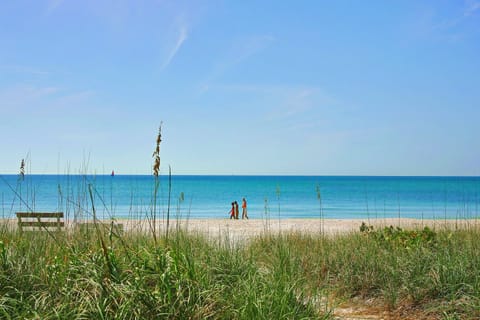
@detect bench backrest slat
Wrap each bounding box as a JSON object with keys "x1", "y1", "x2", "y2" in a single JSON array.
[{"x1": 16, "y1": 212, "x2": 64, "y2": 218}]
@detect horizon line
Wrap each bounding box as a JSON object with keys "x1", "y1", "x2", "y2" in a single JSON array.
[{"x1": 1, "y1": 173, "x2": 479, "y2": 178}]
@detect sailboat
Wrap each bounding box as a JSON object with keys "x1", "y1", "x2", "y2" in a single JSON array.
[{"x1": 111, "y1": 170, "x2": 115, "y2": 177}]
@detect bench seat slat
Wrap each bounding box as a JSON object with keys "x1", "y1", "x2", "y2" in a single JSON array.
[{"x1": 19, "y1": 221, "x2": 65, "y2": 228}]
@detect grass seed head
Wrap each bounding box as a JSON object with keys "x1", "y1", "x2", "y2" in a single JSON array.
[
  {"x1": 19, "y1": 159, "x2": 25, "y2": 180},
  {"x1": 153, "y1": 123, "x2": 163, "y2": 177}
]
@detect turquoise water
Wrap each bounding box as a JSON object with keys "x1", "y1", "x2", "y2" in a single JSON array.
[{"x1": 0, "y1": 175, "x2": 479, "y2": 220}]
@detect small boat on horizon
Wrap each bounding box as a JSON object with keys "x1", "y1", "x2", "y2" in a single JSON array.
[{"x1": 111, "y1": 170, "x2": 115, "y2": 177}]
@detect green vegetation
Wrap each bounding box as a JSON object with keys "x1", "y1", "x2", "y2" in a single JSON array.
[{"x1": 0, "y1": 224, "x2": 479, "y2": 319}]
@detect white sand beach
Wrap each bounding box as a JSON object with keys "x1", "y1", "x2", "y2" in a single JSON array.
[
  {"x1": 112, "y1": 218, "x2": 479, "y2": 241},
  {"x1": 4, "y1": 217, "x2": 478, "y2": 242}
]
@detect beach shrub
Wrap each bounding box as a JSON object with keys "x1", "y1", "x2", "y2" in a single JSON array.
[{"x1": 360, "y1": 222, "x2": 437, "y2": 249}]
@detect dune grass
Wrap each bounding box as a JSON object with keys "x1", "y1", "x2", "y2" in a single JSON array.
[
  {"x1": 0, "y1": 223, "x2": 479, "y2": 319},
  {"x1": 251, "y1": 226, "x2": 480, "y2": 318}
]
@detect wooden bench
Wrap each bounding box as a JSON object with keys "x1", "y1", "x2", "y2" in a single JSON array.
[{"x1": 16, "y1": 212, "x2": 64, "y2": 233}]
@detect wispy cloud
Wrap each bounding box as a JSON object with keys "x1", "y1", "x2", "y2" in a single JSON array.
[
  {"x1": 199, "y1": 34, "x2": 275, "y2": 92},
  {"x1": 264, "y1": 86, "x2": 336, "y2": 121},
  {"x1": 0, "y1": 64, "x2": 50, "y2": 76},
  {"x1": 229, "y1": 35, "x2": 275, "y2": 65},
  {"x1": 0, "y1": 85, "x2": 98, "y2": 119},
  {"x1": 204, "y1": 82, "x2": 337, "y2": 124},
  {"x1": 46, "y1": 0, "x2": 63, "y2": 14},
  {"x1": 0, "y1": 85, "x2": 59, "y2": 111},
  {"x1": 208, "y1": 83, "x2": 319, "y2": 116},
  {"x1": 47, "y1": 90, "x2": 95, "y2": 111},
  {"x1": 161, "y1": 20, "x2": 189, "y2": 70},
  {"x1": 408, "y1": 1, "x2": 480, "y2": 42},
  {"x1": 464, "y1": 1, "x2": 480, "y2": 16},
  {"x1": 282, "y1": 89, "x2": 316, "y2": 116}
]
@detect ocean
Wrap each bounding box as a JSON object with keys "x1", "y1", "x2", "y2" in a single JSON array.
[{"x1": 0, "y1": 175, "x2": 479, "y2": 220}]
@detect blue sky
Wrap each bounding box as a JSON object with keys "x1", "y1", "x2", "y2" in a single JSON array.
[{"x1": 1, "y1": 0, "x2": 479, "y2": 175}]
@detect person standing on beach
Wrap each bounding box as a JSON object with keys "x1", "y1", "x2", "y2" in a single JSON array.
[
  {"x1": 234, "y1": 201, "x2": 239, "y2": 219},
  {"x1": 229, "y1": 202, "x2": 235, "y2": 219},
  {"x1": 242, "y1": 198, "x2": 248, "y2": 219}
]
